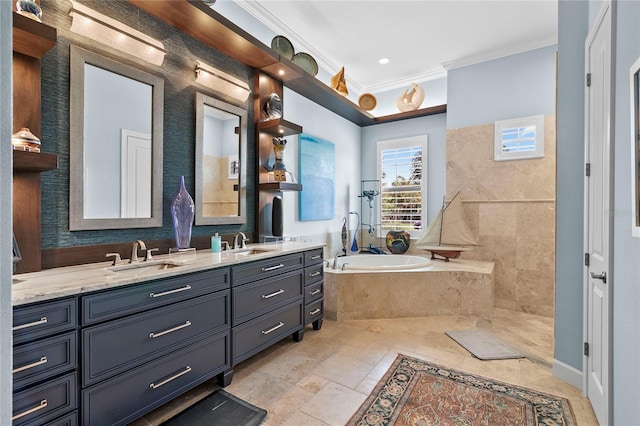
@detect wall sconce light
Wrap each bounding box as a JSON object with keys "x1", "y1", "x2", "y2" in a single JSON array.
[
  {"x1": 195, "y1": 61, "x2": 250, "y2": 102},
  {"x1": 69, "y1": 1, "x2": 166, "y2": 66}
]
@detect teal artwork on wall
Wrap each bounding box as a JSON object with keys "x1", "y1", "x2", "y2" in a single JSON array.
[{"x1": 299, "y1": 133, "x2": 335, "y2": 221}]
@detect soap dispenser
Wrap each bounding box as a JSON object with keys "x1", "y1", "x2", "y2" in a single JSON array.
[{"x1": 211, "y1": 233, "x2": 222, "y2": 252}]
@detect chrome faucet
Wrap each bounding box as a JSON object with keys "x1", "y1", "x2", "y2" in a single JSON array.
[
  {"x1": 130, "y1": 240, "x2": 146, "y2": 263},
  {"x1": 233, "y1": 232, "x2": 248, "y2": 249},
  {"x1": 332, "y1": 252, "x2": 341, "y2": 269}
]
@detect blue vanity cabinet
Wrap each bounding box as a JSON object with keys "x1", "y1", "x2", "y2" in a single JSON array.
[
  {"x1": 12, "y1": 298, "x2": 78, "y2": 426},
  {"x1": 230, "y1": 253, "x2": 305, "y2": 364},
  {"x1": 303, "y1": 248, "x2": 324, "y2": 330},
  {"x1": 79, "y1": 268, "x2": 232, "y2": 426}
]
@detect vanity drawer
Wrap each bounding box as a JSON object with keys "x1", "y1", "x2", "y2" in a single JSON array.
[
  {"x1": 37, "y1": 411, "x2": 78, "y2": 426},
  {"x1": 232, "y1": 253, "x2": 303, "y2": 286},
  {"x1": 304, "y1": 249, "x2": 324, "y2": 267},
  {"x1": 304, "y1": 299, "x2": 324, "y2": 325},
  {"x1": 232, "y1": 302, "x2": 302, "y2": 364},
  {"x1": 82, "y1": 268, "x2": 230, "y2": 325},
  {"x1": 304, "y1": 264, "x2": 323, "y2": 286},
  {"x1": 82, "y1": 332, "x2": 229, "y2": 426},
  {"x1": 13, "y1": 298, "x2": 77, "y2": 345},
  {"x1": 304, "y1": 281, "x2": 323, "y2": 304},
  {"x1": 233, "y1": 270, "x2": 303, "y2": 325},
  {"x1": 12, "y1": 372, "x2": 77, "y2": 426},
  {"x1": 82, "y1": 290, "x2": 229, "y2": 386},
  {"x1": 13, "y1": 331, "x2": 77, "y2": 391}
]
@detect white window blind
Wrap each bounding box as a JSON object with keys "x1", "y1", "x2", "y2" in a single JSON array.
[{"x1": 377, "y1": 136, "x2": 427, "y2": 236}]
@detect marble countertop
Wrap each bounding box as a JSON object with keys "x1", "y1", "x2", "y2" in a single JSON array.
[{"x1": 12, "y1": 242, "x2": 325, "y2": 306}]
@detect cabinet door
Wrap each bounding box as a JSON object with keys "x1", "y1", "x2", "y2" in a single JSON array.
[
  {"x1": 232, "y1": 270, "x2": 303, "y2": 325},
  {"x1": 82, "y1": 290, "x2": 229, "y2": 386},
  {"x1": 12, "y1": 372, "x2": 77, "y2": 426},
  {"x1": 13, "y1": 331, "x2": 77, "y2": 391},
  {"x1": 82, "y1": 332, "x2": 229, "y2": 426},
  {"x1": 232, "y1": 253, "x2": 303, "y2": 286},
  {"x1": 13, "y1": 298, "x2": 77, "y2": 345},
  {"x1": 82, "y1": 268, "x2": 230, "y2": 324}
]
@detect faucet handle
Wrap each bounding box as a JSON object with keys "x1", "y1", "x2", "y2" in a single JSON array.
[
  {"x1": 145, "y1": 248, "x2": 159, "y2": 261},
  {"x1": 241, "y1": 236, "x2": 249, "y2": 249},
  {"x1": 221, "y1": 241, "x2": 230, "y2": 251},
  {"x1": 106, "y1": 253, "x2": 122, "y2": 266}
]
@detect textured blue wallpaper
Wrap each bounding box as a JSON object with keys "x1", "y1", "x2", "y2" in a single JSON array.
[{"x1": 38, "y1": 0, "x2": 255, "y2": 249}]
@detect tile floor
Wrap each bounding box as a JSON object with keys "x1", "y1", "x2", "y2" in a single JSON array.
[{"x1": 133, "y1": 309, "x2": 599, "y2": 425}]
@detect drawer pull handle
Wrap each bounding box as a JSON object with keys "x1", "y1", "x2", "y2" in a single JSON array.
[
  {"x1": 149, "y1": 366, "x2": 192, "y2": 390},
  {"x1": 12, "y1": 399, "x2": 47, "y2": 421},
  {"x1": 309, "y1": 289, "x2": 321, "y2": 296},
  {"x1": 149, "y1": 321, "x2": 192, "y2": 338},
  {"x1": 13, "y1": 317, "x2": 47, "y2": 331},
  {"x1": 310, "y1": 255, "x2": 321, "y2": 260},
  {"x1": 262, "y1": 289, "x2": 285, "y2": 299},
  {"x1": 262, "y1": 321, "x2": 285, "y2": 335},
  {"x1": 310, "y1": 308, "x2": 321, "y2": 316},
  {"x1": 150, "y1": 285, "x2": 192, "y2": 298},
  {"x1": 13, "y1": 356, "x2": 48, "y2": 374},
  {"x1": 262, "y1": 263, "x2": 284, "y2": 272},
  {"x1": 309, "y1": 271, "x2": 321, "y2": 277}
]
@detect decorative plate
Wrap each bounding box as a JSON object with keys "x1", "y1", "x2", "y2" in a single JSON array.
[
  {"x1": 271, "y1": 35, "x2": 294, "y2": 60},
  {"x1": 263, "y1": 93, "x2": 282, "y2": 119},
  {"x1": 358, "y1": 93, "x2": 377, "y2": 111},
  {"x1": 292, "y1": 52, "x2": 318, "y2": 76}
]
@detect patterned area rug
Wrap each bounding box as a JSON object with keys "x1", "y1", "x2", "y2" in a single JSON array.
[{"x1": 348, "y1": 354, "x2": 577, "y2": 426}]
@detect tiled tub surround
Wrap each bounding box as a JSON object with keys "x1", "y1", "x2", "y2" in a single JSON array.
[
  {"x1": 445, "y1": 115, "x2": 556, "y2": 317},
  {"x1": 324, "y1": 258, "x2": 494, "y2": 321}
]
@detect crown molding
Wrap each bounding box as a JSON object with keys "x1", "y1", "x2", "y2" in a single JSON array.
[
  {"x1": 442, "y1": 35, "x2": 557, "y2": 71},
  {"x1": 361, "y1": 68, "x2": 447, "y2": 94}
]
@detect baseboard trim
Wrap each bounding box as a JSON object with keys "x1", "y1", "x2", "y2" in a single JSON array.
[{"x1": 552, "y1": 358, "x2": 584, "y2": 391}]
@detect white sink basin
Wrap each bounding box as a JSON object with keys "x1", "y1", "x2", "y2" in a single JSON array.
[{"x1": 107, "y1": 260, "x2": 183, "y2": 273}]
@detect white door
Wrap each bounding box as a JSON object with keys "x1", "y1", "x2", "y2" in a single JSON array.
[
  {"x1": 120, "y1": 129, "x2": 152, "y2": 218},
  {"x1": 584, "y1": 2, "x2": 612, "y2": 424}
]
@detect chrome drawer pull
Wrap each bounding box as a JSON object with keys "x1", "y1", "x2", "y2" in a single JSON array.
[
  {"x1": 13, "y1": 317, "x2": 47, "y2": 331},
  {"x1": 149, "y1": 366, "x2": 192, "y2": 390},
  {"x1": 309, "y1": 271, "x2": 321, "y2": 277},
  {"x1": 261, "y1": 263, "x2": 284, "y2": 272},
  {"x1": 310, "y1": 255, "x2": 321, "y2": 260},
  {"x1": 12, "y1": 399, "x2": 47, "y2": 421},
  {"x1": 262, "y1": 289, "x2": 284, "y2": 299},
  {"x1": 261, "y1": 321, "x2": 284, "y2": 335},
  {"x1": 309, "y1": 308, "x2": 321, "y2": 316},
  {"x1": 309, "y1": 289, "x2": 321, "y2": 296},
  {"x1": 13, "y1": 356, "x2": 48, "y2": 374},
  {"x1": 149, "y1": 285, "x2": 192, "y2": 298},
  {"x1": 149, "y1": 321, "x2": 192, "y2": 338}
]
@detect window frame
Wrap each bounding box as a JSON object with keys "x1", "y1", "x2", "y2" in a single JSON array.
[
  {"x1": 376, "y1": 135, "x2": 428, "y2": 239},
  {"x1": 494, "y1": 115, "x2": 545, "y2": 161}
]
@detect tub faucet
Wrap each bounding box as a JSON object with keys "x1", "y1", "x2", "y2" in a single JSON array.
[
  {"x1": 233, "y1": 232, "x2": 248, "y2": 249},
  {"x1": 130, "y1": 240, "x2": 146, "y2": 263},
  {"x1": 332, "y1": 252, "x2": 342, "y2": 269}
]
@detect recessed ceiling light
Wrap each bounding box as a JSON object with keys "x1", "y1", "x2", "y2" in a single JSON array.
[{"x1": 378, "y1": 58, "x2": 390, "y2": 65}]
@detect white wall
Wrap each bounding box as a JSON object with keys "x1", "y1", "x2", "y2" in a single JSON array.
[
  {"x1": 612, "y1": 0, "x2": 640, "y2": 422},
  {"x1": 1, "y1": 1, "x2": 12, "y2": 422},
  {"x1": 279, "y1": 87, "x2": 362, "y2": 254}
]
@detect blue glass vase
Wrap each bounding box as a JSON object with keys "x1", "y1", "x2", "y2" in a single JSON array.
[{"x1": 170, "y1": 176, "x2": 194, "y2": 250}]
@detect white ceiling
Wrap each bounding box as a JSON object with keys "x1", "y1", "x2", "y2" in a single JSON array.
[{"x1": 234, "y1": 0, "x2": 558, "y2": 94}]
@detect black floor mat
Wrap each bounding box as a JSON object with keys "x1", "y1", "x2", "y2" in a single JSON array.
[{"x1": 162, "y1": 389, "x2": 267, "y2": 426}]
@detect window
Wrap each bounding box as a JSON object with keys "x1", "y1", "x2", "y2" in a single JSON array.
[
  {"x1": 376, "y1": 135, "x2": 427, "y2": 237},
  {"x1": 494, "y1": 115, "x2": 544, "y2": 161}
]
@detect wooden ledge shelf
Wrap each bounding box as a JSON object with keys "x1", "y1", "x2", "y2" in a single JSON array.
[
  {"x1": 13, "y1": 150, "x2": 58, "y2": 172},
  {"x1": 258, "y1": 119, "x2": 302, "y2": 137},
  {"x1": 12, "y1": 13, "x2": 57, "y2": 59},
  {"x1": 259, "y1": 182, "x2": 302, "y2": 192}
]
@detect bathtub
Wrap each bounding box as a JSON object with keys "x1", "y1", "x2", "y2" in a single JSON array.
[
  {"x1": 323, "y1": 257, "x2": 495, "y2": 321},
  {"x1": 332, "y1": 254, "x2": 431, "y2": 270}
]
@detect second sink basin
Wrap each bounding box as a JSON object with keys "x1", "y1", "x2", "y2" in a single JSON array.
[
  {"x1": 107, "y1": 260, "x2": 183, "y2": 273},
  {"x1": 232, "y1": 248, "x2": 272, "y2": 256}
]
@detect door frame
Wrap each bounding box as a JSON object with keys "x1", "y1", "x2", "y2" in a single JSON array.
[{"x1": 583, "y1": 1, "x2": 614, "y2": 424}]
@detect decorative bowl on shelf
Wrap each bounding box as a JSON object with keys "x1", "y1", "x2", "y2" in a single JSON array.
[
  {"x1": 292, "y1": 52, "x2": 318, "y2": 76},
  {"x1": 358, "y1": 93, "x2": 377, "y2": 111},
  {"x1": 263, "y1": 93, "x2": 282, "y2": 120},
  {"x1": 271, "y1": 35, "x2": 295, "y2": 60},
  {"x1": 11, "y1": 127, "x2": 41, "y2": 152},
  {"x1": 16, "y1": 0, "x2": 42, "y2": 22}
]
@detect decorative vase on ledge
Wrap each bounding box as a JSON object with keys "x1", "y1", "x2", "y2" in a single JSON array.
[{"x1": 170, "y1": 176, "x2": 195, "y2": 250}]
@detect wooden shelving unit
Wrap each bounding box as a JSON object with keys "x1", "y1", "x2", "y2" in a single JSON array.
[
  {"x1": 258, "y1": 119, "x2": 303, "y2": 137},
  {"x1": 128, "y1": 0, "x2": 446, "y2": 126},
  {"x1": 12, "y1": 14, "x2": 58, "y2": 274},
  {"x1": 258, "y1": 182, "x2": 302, "y2": 192}
]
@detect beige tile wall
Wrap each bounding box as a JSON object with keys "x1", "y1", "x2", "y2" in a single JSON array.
[{"x1": 445, "y1": 115, "x2": 556, "y2": 317}]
